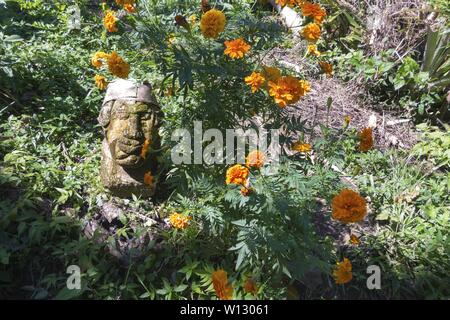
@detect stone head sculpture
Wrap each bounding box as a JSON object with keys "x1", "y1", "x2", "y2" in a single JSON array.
[{"x1": 98, "y1": 79, "x2": 162, "y2": 198}]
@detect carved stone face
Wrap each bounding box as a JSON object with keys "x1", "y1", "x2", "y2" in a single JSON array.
[
  {"x1": 98, "y1": 80, "x2": 161, "y2": 198},
  {"x1": 99, "y1": 100, "x2": 157, "y2": 169}
]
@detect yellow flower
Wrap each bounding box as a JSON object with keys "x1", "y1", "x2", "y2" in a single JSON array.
[
  {"x1": 319, "y1": 61, "x2": 333, "y2": 76},
  {"x1": 94, "y1": 75, "x2": 108, "y2": 90},
  {"x1": 245, "y1": 72, "x2": 265, "y2": 93},
  {"x1": 144, "y1": 171, "x2": 154, "y2": 186},
  {"x1": 243, "y1": 278, "x2": 258, "y2": 295},
  {"x1": 331, "y1": 189, "x2": 367, "y2": 223},
  {"x1": 212, "y1": 269, "x2": 233, "y2": 300},
  {"x1": 168, "y1": 212, "x2": 191, "y2": 229},
  {"x1": 107, "y1": 51, "x2": 130, "y2": 78},
  {"x1": 189, "y1": 14, "x2": 197, "y2": 25},
  {"x1": 275, "y1": 0, "x2": 300, "y2": 7},
  {"x1": 333, "y1": 258, "x2": 353, "y2": 285},
  {"x1": 307, "y1": 44, "x2": 321, "y2": 57},
  {"x1": 224, "y1": 38, "x2": 251, "y2": 59},
  {"x1": 246, "y1": 150, "x2": 265, "y2": 169},
  {"x1": 226, "y1": 164, "x2": 249, "y2": 186},
  {"x1": 91, "y1": 51, "x2": 109, "y2": 68},
  {"x1": 268, "y1": 76, "x2": 310, "y2": 108},
  {"x1": 115, "y1": 0, "x2": 135, "y2": 5},
  {"x1": 103, "y1": 10, "x2": 118, "y2": 33},
  {"x1": 292, "y1": 142, "x2": 311, "y2": 153},
  {"x1": 200, "y1": 9, "x2": 226, "y2": 39},
  {"x1": 358, "y1": 127, "x2": 374, "y2": 152},
  {"x1": 123, "y1": 4, "x2": 135, "y2": 13},
  {"x1": 350, "y1": 234, "x2": 360, "y2": 245},
  {"x1": 300, "y1": 2, "x2": 327, "y2": 25},
  {"x1": 302, "y1": 23, "x2": 321, "y2": 42},
  {"x1": 140, "y1": 138, "x2": 151, "y2": 159},
  {"x1": 344, "y1": 115, "x2": 351, "y2": 126}
]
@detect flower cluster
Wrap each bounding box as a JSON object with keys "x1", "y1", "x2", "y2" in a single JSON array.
[
  {"x1": 224, "y1": 38, "x2": 251, "y2": 59},
  {"x1": 94, "y1": 75, "x2": 107, "y2": 90},
  {"x1": 333, "y1": 258, "x2": 352, "y2": 284},
  {"x1": 90, "y1": 51, "x2": 130, "y2": 84},
  {"x1": 226, "y1": 164, "x2": 249, "y2": 186},
  {"x1": 169, "y1": 213, "x2": 192, "y2": 230},
  {"x1": 107, "y1": 51, "x2": 130, "y2": 78},
  {"x1": 140, "y1": 138, "x2": 151, "y2": 159},
  {"x1": 103, "y1": 10, "x2": 118, "y2": 33},
  {"x1": 246, "y1": 150, "x2": 265, "y2": 169},
  {"x1": 300, "y1": 2, "x2": 327, "y2": 24},
  {"x1": 292, "y1": 142, "x2": 311, "y2": 153},
  {"x1": 200, "y1": 9, "x2": 226, "y2": 39},
  {"x1": 211, "y1": 270, "x2": 259, "y2": 299},
  {"x1": 211, "y1": 269, "x2": 233, "y2": 300},
  {"x1": 302, "y1": 22, "x2": 321, "y2": 42},
  {"x1": 244, "y1": 72, "x2": 265, "y2": 93},
  {"x1": 144, "y1": 171, "x2": 154, "y2": 186},
  {"x1": 331, "y1": 188, "x2": 367, "y2": 223},
  {"x1": 319, "y1": 61, "x2": 333, "y2": 76},
  {"x1": 358, "y1": 127, "x2": 374, "y2": 151},
  {"x1": 269, "y1": 76, "x2": 311, "y2": 108}
]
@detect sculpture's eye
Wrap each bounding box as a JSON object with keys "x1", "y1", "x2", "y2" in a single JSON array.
[{"x1": 140, "y1": 113, "x2": 152, "y2": 121}]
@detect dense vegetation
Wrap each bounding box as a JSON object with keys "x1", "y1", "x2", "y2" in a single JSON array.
[{"x1": 0, "y1": 0, "x2": 448, "y2": 300}]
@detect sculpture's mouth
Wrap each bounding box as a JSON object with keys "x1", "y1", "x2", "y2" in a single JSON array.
[
  {"x1": 114, "y1": 138, "x2": 144, "y2": 168},
  {"x1": 115, "y1": 153, "x2": 143, "y2": 168}
]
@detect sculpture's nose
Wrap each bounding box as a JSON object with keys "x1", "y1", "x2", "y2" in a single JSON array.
[{"x1": 124, "y1": 114, "x2": 143, "y2": 141}]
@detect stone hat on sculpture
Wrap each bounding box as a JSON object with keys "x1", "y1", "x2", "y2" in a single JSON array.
[{"x1": 98, "y1": 79, "x2": 162, "y2": 198}]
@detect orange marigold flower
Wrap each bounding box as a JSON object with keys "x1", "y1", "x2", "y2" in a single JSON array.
[
  {"x1": 292, "y1": 142, "x2": 311, "y2": 153},
  {"x1": 226, "y1": 164, "x2": 249, "y2": 185},
  {"x1": 212, "y1": 269, "x2": 233, "y2": 300},
  {"x1": 245, "y1": 72, "x2": 265, "y2": 93},
  {"x1": 140, "y1": 138, "x2": 151, "y2": 159},
  {"x1": 243, "y1": 278, "x2": 258, "y2": 295},
  {"x1": 94, "y1": 75, "x2": 108, "y2": 90},
  {"x1": 358, "y1": 127, "x2": 374, "y2": 152},
  {"x1": 123, "y1": 4, "x2": 136, "y2": 13},
  {"x1": 275, "y1": 0, "x2": 299, "y2": 7},
  {"x1": 350, "y1": 234, "x2": 360, "y2": 245},
  {"x1": 169, "y1": 212, "x2": 191, "y2": 229},
  {"x1": 307, "y1": 44, "x2": 321, "y2": 57},
  {"x1": 107, "y1": 51, "x2": 130, "y2": 78},
  {"x1": 103, "y1": 10, "x2": 118, "y2": 33},
  {"x1": 262, "y1": 66, "x2": 282, "y2": 84},
  {"x1": 302, "y1": 23, "x2": 321, "y2": 42},
  {"x1": 200, "y1": 9, "x2": 226, "y2": 39},
  {"x1": 268, "y1": 76, "x2": 310, "y2": 108},
  {"x1": 300, "y1": 2, "x2": 327, "y2": 25},
  {"x1": 91, "y1": 51, "x2": 109, "y2": 68},
  {"x1": 319, "y1": 61, "x2": 333, "y2": 76},
  {"x1": 115, "y1": 0, "x2": 135, "y2": 5},
  {"x1": 240, "y1": 186, "x2": 254, "y2": 197},
  {"x1": 144, "y1": 171, "x2": 154, "y2": 186},
  {"x1": 331, "y1": 189, "x2": 367, "y2": 223},
  {"x1": 333, "y1": 258, "x2": 353, "y2": 284},
  {"x1": 224, "y1": 38, "x2": 251, "y2": 59},
  {"x1": 246, "y1": 150, "x2": 265, "y2": 169}
]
